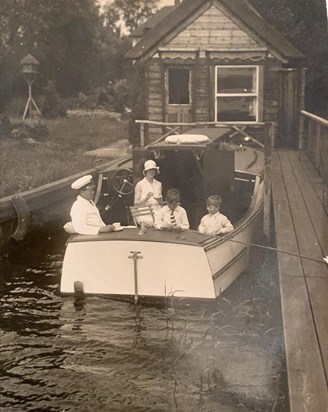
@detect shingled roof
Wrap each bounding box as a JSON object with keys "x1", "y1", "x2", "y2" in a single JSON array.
[
  {"x1": 130, "y1": 6, "x2": 176, "y2": 38},
  {"x1": 125, "y1": 0, "x2": 304, "y2": 62}
]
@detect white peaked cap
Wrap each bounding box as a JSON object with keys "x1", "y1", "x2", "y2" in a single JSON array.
[{"x1": 71, "y1": 175, "x2": 93, "y2": 190}]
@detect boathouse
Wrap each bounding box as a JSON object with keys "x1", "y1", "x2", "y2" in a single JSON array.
[{"x1": 125, "y1": 0, "x2": 305, "y2": 147}]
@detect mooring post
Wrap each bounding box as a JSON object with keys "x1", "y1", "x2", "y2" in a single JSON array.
[{"x1": 263, "y1": 122, "x2": 273, "y2": 239}]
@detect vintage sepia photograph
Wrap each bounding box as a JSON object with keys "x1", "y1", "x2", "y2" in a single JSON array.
[{"x1": 1, "y1": 1, "x2": 327, "y2": 411}]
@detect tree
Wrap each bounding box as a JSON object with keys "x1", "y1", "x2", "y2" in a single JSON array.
[
  {"x1": 249, "y1": 0, "x2": 328, "y2": 115},
  {"x1": 0, "y1": 0, "x2": 105, "y2": 110},
  {"x1": 103, "y1": 0, "x2": 159, "y2": 34}
]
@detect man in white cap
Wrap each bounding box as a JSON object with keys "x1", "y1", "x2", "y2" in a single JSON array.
[{"x1": 70, "y1": 175, "x2": 114, "y2": 235}]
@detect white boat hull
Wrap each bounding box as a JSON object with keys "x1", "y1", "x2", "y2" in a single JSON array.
[
  {"x1": 61, "y1": 177, "x2": 262, "y2": 300},
  {"x1": 62, "y1": 239, "x2": 216, "y2": 299}
]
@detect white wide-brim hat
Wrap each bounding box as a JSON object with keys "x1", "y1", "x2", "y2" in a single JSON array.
[
  {"x1": 143, "y1": 159, "x2": 159, "y2": 175},
  {"x1": 71, "y1": 175, "x2": 93, "y2": 190}
]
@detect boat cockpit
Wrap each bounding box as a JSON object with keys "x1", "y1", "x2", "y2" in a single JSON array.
[{"x1": 96, "y1": 129, "x2": 262, "y2": 231}]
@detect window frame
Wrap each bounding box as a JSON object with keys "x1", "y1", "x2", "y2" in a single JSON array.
[
  {"x1": 215, "y1": 65, "x2": 260, "y2": 123},
  {"x1": 166, "y1": 66, "x2": 192, "y2": 106}
]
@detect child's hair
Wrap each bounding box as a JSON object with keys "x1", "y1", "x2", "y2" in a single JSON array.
[
  {"x1": 207, "y1": 194, "x2": 222, "y2": 208},
  {"x1": 166, "y1": 188, "x2": 180, "y2": 204}
]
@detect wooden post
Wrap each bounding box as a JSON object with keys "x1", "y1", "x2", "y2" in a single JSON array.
[
  {"x1": 140, "y1": 123, "x2": 145, "y2": 147},
  {"x1": 299, "y1": 113, "x2": 305, "y2": 150},
  {"x1": 315, "y1": 122, "x2": 321, "y2": 169},
  {"x1": 263, "y1": 122, "x2": 272, "y2": 239}
]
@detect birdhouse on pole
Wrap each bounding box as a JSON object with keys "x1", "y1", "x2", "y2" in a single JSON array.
[{"x1": 20, "y1": 54, "x2": 41, "y2": 120}]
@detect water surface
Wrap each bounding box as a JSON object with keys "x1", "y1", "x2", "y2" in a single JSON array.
[{"x1": 0, "y1": 231, "x2": 288, "y2": 411}]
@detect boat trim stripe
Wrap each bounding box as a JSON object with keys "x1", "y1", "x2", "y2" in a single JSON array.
[{"x1": 212, "y1": 247, "x2": 248, "y2": 280}]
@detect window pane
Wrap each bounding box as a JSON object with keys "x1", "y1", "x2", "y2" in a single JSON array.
[
  {"x1": 168, "y1": 68, "x2": 190, "y2": 104},
  {"x1": 217, "y1": 97, "x2": 256, "y2": 121},
  {"x1": 217, "y1": 67, "x2": 256, "y2": 93}
]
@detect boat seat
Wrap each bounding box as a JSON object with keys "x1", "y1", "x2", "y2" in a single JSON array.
[{"x1": 129, "y1": 205, "x2": 155, "y2": 226}]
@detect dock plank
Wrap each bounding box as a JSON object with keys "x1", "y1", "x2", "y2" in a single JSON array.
[
  {"x1": 272, "y1": 150, "x2": 328, "y2": 411},
  {"x1": 278, "y1": 151, "x2": 328, "y2": 278},
  {"x1": 283, "y1": 150, "x2": 328, "y2": 386},
  {"x1": 279, "y1": 275, "x2": 328, "y2": 412},
  {"x1": 288, "y1": 151, "x2": 328, "y2": 255},
  {"x1": 306, "y1": 276, "x2": 328, "y2": 381},
  {"x1": 298, "y1": 152, "x2": 328, "y2": 215}
]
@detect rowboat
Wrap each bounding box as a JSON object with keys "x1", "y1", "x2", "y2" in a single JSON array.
[{"x1": 61, "y1": 126, "x2": 264, "y2": 302}]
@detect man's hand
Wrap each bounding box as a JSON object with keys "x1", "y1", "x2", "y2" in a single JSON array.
[{"x1": 99, "y1": 225, "x2": 115, "y2": 233}]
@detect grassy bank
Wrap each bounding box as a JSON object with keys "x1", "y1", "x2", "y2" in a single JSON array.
[{"x1": 0, "y1": 115, "x2": 128, "y2": 198}]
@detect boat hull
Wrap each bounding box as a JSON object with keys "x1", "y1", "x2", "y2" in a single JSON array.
[
  {"x1": 62, "y1": 236, "x2": 216, "y2": 299},
  {"x1": 61, "y1": 180, "x2": 263, "y2": 301}
]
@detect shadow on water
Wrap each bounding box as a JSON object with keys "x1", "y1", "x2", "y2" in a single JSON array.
[{"x1": 0, "y1": 229, "x2": 289, "y2": 411}]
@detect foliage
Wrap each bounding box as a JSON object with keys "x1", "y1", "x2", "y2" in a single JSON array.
[
  {"x1": 0, "y1": 0, "x2": 132, "y2": 111},
  {"x1": 0, "y1": 113, "x2": 13, "y2": 138},
  {"x1": 112, "y1": 79, "x2": 130, "y2": 113},
  {"x1": 128, "y1": 63, "x2": 147, "y2": 146},
  {"x1": 249, "y1": 0, "x2": 328, "y2": 114},
  {"x1": 41, "y1": 81, "x2": 67, "y2": 119},
  {"x1": 103, "y1": 0, "x2": 159, "y2": 34},
  {"x1": 9, "y1": 121, "x2": 49, "y2": 142},
  {"x1": 0, "y1": 116, "x2": 128, "y2": 197}
]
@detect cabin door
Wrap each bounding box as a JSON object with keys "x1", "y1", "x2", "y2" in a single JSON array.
[
  {"x1": 164, "y1": 67, "x2": 192, "y2": 128},
  {"x1": 278, "y1": 69, "x2": 300, "y2": 147}
]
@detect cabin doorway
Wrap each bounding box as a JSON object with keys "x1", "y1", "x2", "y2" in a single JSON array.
[
  {"x1": 278, "y1": 69, "x2": 300, "y2": 147},
  {"x1": 164, "y1": 66, "x2": 192, "y2": 128}
]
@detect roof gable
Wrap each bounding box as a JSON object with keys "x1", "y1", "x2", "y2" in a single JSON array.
[
  {"x1": 125, "y1": 0, "x2": 303, "y2": 62},
  {"x1": 165, "y1": 4, "x2": 262, "y2": 50}
]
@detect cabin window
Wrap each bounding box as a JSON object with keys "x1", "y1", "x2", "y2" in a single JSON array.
[
  {"x1": 168, "y1": 68, "x2": 190, "y2": 104},
  {"x1": 215, "y1": 66, "x2": 259, "y2": 122}
]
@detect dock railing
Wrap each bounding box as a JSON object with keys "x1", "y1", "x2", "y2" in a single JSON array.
[{"x1": 299, "y1": 110, "x2": 328, "y2": 185}]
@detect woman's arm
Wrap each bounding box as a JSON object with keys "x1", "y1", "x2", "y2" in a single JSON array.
[{"x1": 134, "y1": 182, "x2": 151, "y2": 206}]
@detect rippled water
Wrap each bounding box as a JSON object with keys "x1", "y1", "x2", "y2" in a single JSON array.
[{"x1": 0, "y1": 231, "x2": 289, "y2": 411}]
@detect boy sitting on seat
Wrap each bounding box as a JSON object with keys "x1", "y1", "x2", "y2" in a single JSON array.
[
  {"x1": 198, "y1": 194, "x2": 234, "y2": 236},
  {"x1": 154, "y1": 188, "x2": 189, "y2": 231}
]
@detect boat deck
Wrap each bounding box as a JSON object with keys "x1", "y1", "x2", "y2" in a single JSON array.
[
  {"x1": 272, "y1": 149, "x2": 328, "y2": 411},
  {"x1": 69, "y1": 227, "x2": 213, "y2": 246}
]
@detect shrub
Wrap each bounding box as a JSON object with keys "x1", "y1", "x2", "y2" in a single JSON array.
[
  {"x1": 113, "y1": 79, "x2": 130, "y2": 113},
  {"x1": 10, "y1": 121, "x2": 49, "y2": 142},
  {"x1": 0, "y1": 113, "x2": 13, "y2": 138},
  {"x1": 41, "y1": 81, "x2": 67, "y2": 119}
]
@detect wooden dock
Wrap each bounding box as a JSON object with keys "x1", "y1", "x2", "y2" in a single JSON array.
[{"x1": 272, "y1": 149, "x2": 328, "y2": 412}]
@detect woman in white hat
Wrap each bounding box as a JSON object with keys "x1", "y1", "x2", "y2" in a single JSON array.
[{"x1": 134, "y1": 160, "x2": 162, "y2": 226}]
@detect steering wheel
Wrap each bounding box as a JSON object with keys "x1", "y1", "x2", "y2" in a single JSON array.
[{"x1": 111, "y1": 168, "x2": 134, "y2": 195}]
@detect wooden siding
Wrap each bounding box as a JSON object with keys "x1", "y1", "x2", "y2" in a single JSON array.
[
  {"x1": 146, "y1": 57, "x2": 283, "y2": 131},
  {"x1": 165, "y1": 5, "x2": 262, "y2": 50},
  {"x1": 264, "y1": 64, "x2": 280, "y2": 125}
]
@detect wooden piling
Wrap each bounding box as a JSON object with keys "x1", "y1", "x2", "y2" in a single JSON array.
[{"x1": 263, "y1": 122, "x2": 273, "y2": 239}]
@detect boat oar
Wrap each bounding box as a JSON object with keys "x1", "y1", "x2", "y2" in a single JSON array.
[{"x1": 226, "y1": 238, "x2": 328, "y2": 265}]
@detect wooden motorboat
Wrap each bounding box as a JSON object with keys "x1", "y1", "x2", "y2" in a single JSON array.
[{"x1": 61, "y1": 126, "x2": 264, "y2": 302}]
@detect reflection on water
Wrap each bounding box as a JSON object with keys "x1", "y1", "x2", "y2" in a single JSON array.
[{"x1": 0, "y1": 231, "x2": 289, "y2": 411}]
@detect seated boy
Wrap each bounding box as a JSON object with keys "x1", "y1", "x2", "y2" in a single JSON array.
[
  {"x1": 198, "y1": 194, "x2": 234, "y2": 236},
  {"x1": 154, "y1": 188, "x2": 189, "y2": 231}
]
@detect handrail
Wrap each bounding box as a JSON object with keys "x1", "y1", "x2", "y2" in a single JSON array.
[
  {"x1": 135, "y1": 119, "x2": 265, "y2": 127},
  {"x1": 300, "y1": 110, "x2": 328, "y2": 127}
]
